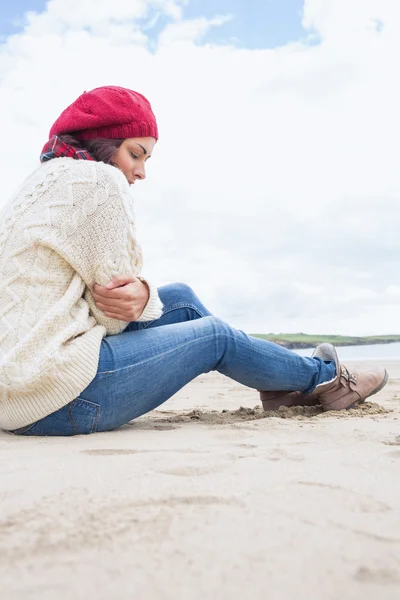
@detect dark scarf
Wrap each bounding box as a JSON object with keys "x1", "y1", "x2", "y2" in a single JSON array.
[{"x1": 40, "y1": 135, "x2": 95, "y2": 163}]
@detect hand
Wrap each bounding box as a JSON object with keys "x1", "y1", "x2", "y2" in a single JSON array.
[{"x1": 92, "y1": 275, "x2": 150, "y2": 322}]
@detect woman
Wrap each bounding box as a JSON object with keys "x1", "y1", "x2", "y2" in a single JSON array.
[{"x1": 0, "y1": 85, "x2": 388, "y2": 436}]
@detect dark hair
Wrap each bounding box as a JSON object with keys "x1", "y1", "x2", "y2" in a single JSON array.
[{"x1": 57, "y1": 134, "x2": 124, "y2": 165}]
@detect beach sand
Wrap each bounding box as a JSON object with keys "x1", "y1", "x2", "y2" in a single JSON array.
[{"x1": 1, "y1": 359, "x2": 399, "y2": 600}]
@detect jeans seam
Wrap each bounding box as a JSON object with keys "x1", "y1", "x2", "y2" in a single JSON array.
[
  {"x1": 97, "y1": 332, "x2": 219, "y2": 375},
  {"x1": 68, "y1": 401, "x2": 78, "y2": 435},
  {"x1": 139, "y1": 303, "x2": 208, "y2": 329},
  {"x1": 163, "y1": 302, "x2": 208, "y2": 317},
  {"x1": 68, "y1": 399, "x2": 101, "y2": 434},
  {"x1": 91, "y1": 404, "x2": 100, "y2": 433},
  {"x1": 9, "y1": 422, "x2": 37, "y2": 435}
]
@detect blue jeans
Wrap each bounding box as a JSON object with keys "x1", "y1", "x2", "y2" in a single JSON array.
[{"x1": 10, "y1": 283, "x2": 335, "y2": 436}]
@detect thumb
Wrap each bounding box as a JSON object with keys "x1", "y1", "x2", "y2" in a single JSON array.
[{"x1": 105, "y1": 274, "x2": 137, "y2": 289}]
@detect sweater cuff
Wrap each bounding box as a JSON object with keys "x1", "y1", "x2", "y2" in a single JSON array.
[{"x1": 137, "y1": 277, "x2": 164, "y2": 322}]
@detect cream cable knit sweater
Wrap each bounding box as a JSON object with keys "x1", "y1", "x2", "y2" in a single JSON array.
[{"x1": 0, "y1": 157, "x2": 164, "y2": 430}]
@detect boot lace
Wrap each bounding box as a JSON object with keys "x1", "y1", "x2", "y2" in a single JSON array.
[{"x1": 340, "y1": 365, "x2": 357, "y2": 385}]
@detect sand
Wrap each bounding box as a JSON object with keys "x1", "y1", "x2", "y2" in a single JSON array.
[{"x1": 1, "y1": 358, "x2": 400, "y2": 600}]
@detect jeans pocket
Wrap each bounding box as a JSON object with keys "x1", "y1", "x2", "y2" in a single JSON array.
[
  {"x1": 9, "y1": 398, "x2": 100, "y2": 437},
  {"x1": 68, "y1": 398, "x2": 100, "y2": 435}
]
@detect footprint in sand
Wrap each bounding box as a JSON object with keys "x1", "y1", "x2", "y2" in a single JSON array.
[
  {"x1": 383, "y1": 434, "x2": 400, "y2": 446},
  {"x1": 387, "y1": 449, "x2": 400, "y2": 459},
  {"x1": 354, "y1": 566, "x2": 400, "y2": 584},
  {"x1": 266, "y1": 447, "x2": 305, "y2": 462},
  {"x1": 295, "y1": 481, "x2": 393, "y2": 513},
  {"x1": 236, "y1": 443, "x2": 258, "y2": 449},
  {"x1": 154, "y1": 465, "x2": 228, "y2": 477},
  {"x1": 82, "y1": 449, "x2": 140, "y2": 456},
  {"x1": 123, "y1": 422, "x2": 179, "y2": 430},
  {"x1": 81, "y1": 448, "x2": 212, "y2": 456}
]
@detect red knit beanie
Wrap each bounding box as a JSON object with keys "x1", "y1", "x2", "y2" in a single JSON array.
[{"x1": 48, "y1": 85, "x2": 158, "y2": 141}]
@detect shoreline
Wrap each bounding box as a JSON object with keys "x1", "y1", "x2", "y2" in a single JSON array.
[{"x1": 251, "y1": 338, "x2": 400, "y2": 350}]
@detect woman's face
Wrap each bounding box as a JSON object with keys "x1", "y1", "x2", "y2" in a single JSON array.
[{"x1": 112, "y1": 136, "x2": 156, "y2": 185}]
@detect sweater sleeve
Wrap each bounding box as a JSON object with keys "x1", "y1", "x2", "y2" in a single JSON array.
[
  {"x1": 135, "y1": 276, "x2": 164, "y2": 322},
  {"x1": 31, "y1": 160, "x2": 164, "y2": 334}
]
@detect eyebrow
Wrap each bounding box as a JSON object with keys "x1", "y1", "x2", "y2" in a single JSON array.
[{"x1": 136, "y1": 143, "x2": 148, "y2": 155}]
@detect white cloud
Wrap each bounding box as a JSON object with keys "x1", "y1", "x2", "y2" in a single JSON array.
[
  {"x1": 158, "y1": 14, "x2": 232, "y2": 45},
  {"x1": 303, "y1": 0, "x2": 396, "y2": 40},
  {"x1": 23, "y1": 0, "x2": 184, "y2": 35},
  {"x1": 1, "y1": 0, "x2": 399, "y2": 335}
]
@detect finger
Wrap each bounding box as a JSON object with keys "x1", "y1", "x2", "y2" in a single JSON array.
[
  {"x1": 96, "y1": 301, "x2": 132, "y2": 317},
  {"x1": 103, "y1": 281, "x2": 122, "y2": 290},
  {"x1": 96, "y1": 299, "x2": 131, "y2": 310},
  {"x1": 105, "y1": 275, "x2": 137, "y2": 289},
  {"x1": 92, "y1": 286, "x2": 126, "y2": 300},
  {"x1": 93, "y1": 276, "x2": 136, "y2": 297}
]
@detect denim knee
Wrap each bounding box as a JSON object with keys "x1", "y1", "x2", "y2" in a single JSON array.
[
  {"x1": 198, "y1": 315, "x2": 231, "y2": 338},
  {"x1": 196, "y1": 315, "x2": 237, "y2": 368},
  {"x1": 159, "y1": 282, "x2": 198, "y2": 305}
]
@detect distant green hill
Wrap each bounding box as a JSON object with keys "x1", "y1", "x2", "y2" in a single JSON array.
[{"x1": 249, "y1": 333, "x2": 400, "y2": 349}]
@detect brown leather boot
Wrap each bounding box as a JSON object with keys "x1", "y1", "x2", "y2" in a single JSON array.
[
  {"x1": 308, "y1": 343, "x2": 388, "y2": 411},
  {"x1": 259, "y1": 390, "x2": 320, "y2": 411},
  {"x1": 260, "y1": 344, "x2": 324, "y2": 411},
  {"x1": 259, "y1": 343, "x2": 388, "y2": 412}
]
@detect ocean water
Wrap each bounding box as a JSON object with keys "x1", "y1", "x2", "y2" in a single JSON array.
[{"x1": 293, "y1": 341, "x2": 400, "y2": 361}]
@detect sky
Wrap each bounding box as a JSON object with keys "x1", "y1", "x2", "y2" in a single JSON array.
[
  {"x1": 0, "y1": 0, "x2": 399, "y2": 336},
  {"x1": 0, "y1": 0, "x2": 309, "y2": 48}
]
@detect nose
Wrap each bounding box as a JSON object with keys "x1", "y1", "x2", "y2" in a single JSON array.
[{"x1": 133, "y1": 163, "x2": 146, "y2": 181}]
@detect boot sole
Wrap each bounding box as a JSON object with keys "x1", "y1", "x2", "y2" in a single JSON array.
[{"x1": 346, "y1": 369, "x2": 389, "y2": 410}]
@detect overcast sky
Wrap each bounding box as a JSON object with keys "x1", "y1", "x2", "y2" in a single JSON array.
[{"x1": 0, "y1": 0, "x2": 399, "y2": 336}]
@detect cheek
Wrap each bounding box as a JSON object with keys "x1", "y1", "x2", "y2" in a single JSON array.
[
  {"x1": 114, "y1": 150, "x2": 132, "y2": 171},
  {"x1": 119, "y1": 155, "x2": 131, "y2": 171}
]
